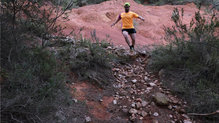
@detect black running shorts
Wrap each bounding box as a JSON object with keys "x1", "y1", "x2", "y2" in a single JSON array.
[{"x1": 122, "y1": 28, "x2": 136, "y2": 34}]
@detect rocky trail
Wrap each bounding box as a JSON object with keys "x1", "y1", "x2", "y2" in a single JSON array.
[
  {"x1": 60, "y1": 0, "x2": 216, "y2": 122},
  {"x1": 70, "y1": 47, "x2": 194, "y2": 123}
]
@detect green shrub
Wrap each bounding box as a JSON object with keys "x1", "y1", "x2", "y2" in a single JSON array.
[
  {"x1": 52, "y1": 0, "x2": 109, "y2": 8},
  {"x1": 140, "y1": 0, "x2": 219, "y2": 10},
  {"x1": 149, "y1": 8, "x2": 219, "y2": 121},
  {"x1": 0, "y1": 1, "x2": 73, "y2": 122},
  {"x1": 57, "y1": 33, "x2": 115, "y2": 88},
  {"x1": 1, "y1": 48, "x2": 71, "y2": 122}
]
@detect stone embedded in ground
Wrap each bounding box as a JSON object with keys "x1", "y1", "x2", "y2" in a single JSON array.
[
  {"x1": 120, "y1": 90, "x2": 128, "y2": 96},
  {"x1": 182, "y1": 114, "x2": 190, "y2": 119},
  {"x1": 72, "y1": 98, "x2": 78, "y2": 103},
  {"x1": 129, "y1": 108, "x2": 138, "y2": 114},
  {"x1": 137, "y1": 110, "x2": 142, "y2": 115},
  {"x1": 138, "y1": 50, "x2": 147, "y2": 55},
  {"x1": 85, "y1": 116, "x2": 91, "y2": 123},
  {"x1": 169, "y1": 114, "x2": 173, "y2": 118},
  {"x1": 133, "y1": 90, "x2": 137, "y2": 94},
  {"x1": 169, "y1": 96, "x2": 179, "y2": 104},
  {"x1": 107, "y1": 46, "x2": 113, "y2": 50},
  {"x1": 136, "y1": 98, "x2": 142, "y2": 102},
  {"x1": 117, "y1": 83, "x2": 123, "y2": 88},
  {"x1": 141, "y1": 111, "x2": 148, "y2": 117},
  {"x1": 153, "y1": 92, "x2": 169, "y2": 106},
  {"x1": 129, "y1": 51, "x2": 139, "y2": 59},
  {"x1": 136, "y1": 102, "x2": 142, "y2": 109},
  {"x1": 146, "y1": 87, "x2": 153, "y2": 91},
  {"x1": 151, "y1": 102, "x2": 155, "y2": 106},
  {"x1": 141, "y1": 101, "x2": 148, "y2": 107},
  {"x1": 132, "y1": 79, "x2": 137, "y2": 83},
  {"x1": 112, "y1": 68, "x2": 120, "y2": 72},
  {"x1": 149, "y1": 82, "x2": 156, "y2": 87},
  {"x1": 139, "y1": 117, "x2": 143, "y2": 120},
  {"x1": 173, "y1": 99, "x2": 179, "y2": 104},
  {"x1": 122, "y1": 108, "x2": 128, "y2": 113},
  {"x1": 178, "y1": 108, "x2": 186, "y2": 114},
  {"x1": 168, "y1": 105, "x2": 173, "y2": 110},
  {"x1": 153, "y1": 112, "x2": 159, "y2": 117},
  {"x1": 114, "y1": 95, "x2": 119, "y2": 100},
  {"x1": 144, "y1": 76, "x2": 149, "y2": 81},
  {"x1": 131, "y1": 103, "x2": 136, "y2": 108},
  {"x1": 99, "y1": 99, "x2": 103, "y2": 102},
  {"x1": 113, "y1": 100, "x2": 117, "y2": 105},
  {"x1": 183, "y1": 120, "x2": 192, "y2": 123},
  {"x1": 129, "y1": 114, "x2": 136, "y2": 121},
  {"x1": 175, "y1": 106, "x2": 185, "y2": 114}
]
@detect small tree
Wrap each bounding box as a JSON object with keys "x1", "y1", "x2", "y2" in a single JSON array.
[{"x1": 1, "y1": 0, "x2": 74, "y2": 47}]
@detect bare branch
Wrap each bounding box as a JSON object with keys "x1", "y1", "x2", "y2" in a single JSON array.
[
  {"x1": 188, "y1": 110, "x2": 219, "y2": 116},
  {"x1": 10, "y1": 113, "x2": 23, "y2": 123}
]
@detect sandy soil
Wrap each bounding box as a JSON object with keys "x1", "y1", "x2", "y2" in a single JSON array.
[{"x1": 60, "y1": 0, "x2": 201, "y2": 47}]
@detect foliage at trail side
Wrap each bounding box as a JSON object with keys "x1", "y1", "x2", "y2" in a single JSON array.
[
  {"x1": 149, "y1": 7, "x2": 219, "y2": 122},
  {"x1": 0, "y1": 0, "x2": 74, "y2": 122}
]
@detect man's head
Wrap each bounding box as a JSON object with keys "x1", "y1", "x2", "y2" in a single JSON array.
[{"x1": 124, "y1": 2, "x2": 130, "y2": 13}]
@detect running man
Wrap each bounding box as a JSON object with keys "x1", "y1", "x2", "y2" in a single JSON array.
[{"x1": 111, "y1": 2, "x2": 144, "y2": 51}]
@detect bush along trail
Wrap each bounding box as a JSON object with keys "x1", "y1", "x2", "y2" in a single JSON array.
[{"x1": 69, "y1": 45, "x2": 194, "y2": 123}]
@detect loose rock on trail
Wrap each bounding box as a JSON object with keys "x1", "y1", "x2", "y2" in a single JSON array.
[{"x1": 70, "y1": 46, "x2": 194, "y2": 123}]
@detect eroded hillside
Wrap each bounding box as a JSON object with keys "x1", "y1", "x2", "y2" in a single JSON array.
[{"x1": 61, "y1": 0, "x2": 201, "y2": 46}]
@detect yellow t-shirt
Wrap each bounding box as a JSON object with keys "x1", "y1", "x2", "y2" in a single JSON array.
[{"x1": 120, "y1": 12, "x2": 139, "y2": 29}]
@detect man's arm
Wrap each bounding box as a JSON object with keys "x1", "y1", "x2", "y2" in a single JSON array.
[
  {"x1": 138, "y1": 16, "x2": 144, "y2": 21},
  {"x1": 111, "y1": 15, "x2": 121, "y2": 27}
]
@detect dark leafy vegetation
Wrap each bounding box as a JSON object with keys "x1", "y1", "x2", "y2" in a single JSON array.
[
  {"x1": 51, "y1": 0, "x2": 108, "y2": 8},
  {"x1": 0, "y1": 48, "x2": 71, "y2": 122},
  {"x1": 1, "y1": 0, "x2": 74, "y2": 122},
  {"x1": 45, "y1": 0, "x2": 219, "y2": 10},
  {"x1": 149, "y1": 8, "x2": 219, "y2": 122},
  {"x1": 137, "y1": 0, "x2": 218, "y2": 6},
  {"x1": 1, "y1": 0, "x2": 116, "y2": 121},
  {"x1": 56, "y1": 30, "x2": 115, "y2": 88}
]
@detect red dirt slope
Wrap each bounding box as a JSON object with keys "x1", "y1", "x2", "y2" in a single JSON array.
[{"x1": 62, "y1": 0, "x2": 200, "y2": 47}]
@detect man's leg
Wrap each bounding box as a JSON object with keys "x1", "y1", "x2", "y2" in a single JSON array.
[
  {"x1": 130, "y1": 33, "x2": 136, "y2": 49},
  {"x1": 122, "y1": 31, "x2": 131, "y2": 47}
]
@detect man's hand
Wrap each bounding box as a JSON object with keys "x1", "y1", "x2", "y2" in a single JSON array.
[
  {"x1": 111, "y1": 15, "x2": 121, "y2": 27},
  {"x1": 139, "y1": 16, "x2": 145, "y2": 21},
  {"x1": 111, "y1": 23, "x2": 115, "y2": 27},
  {"x1": 141, "y1": 17, "x2": 145, "y2": 21}
]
